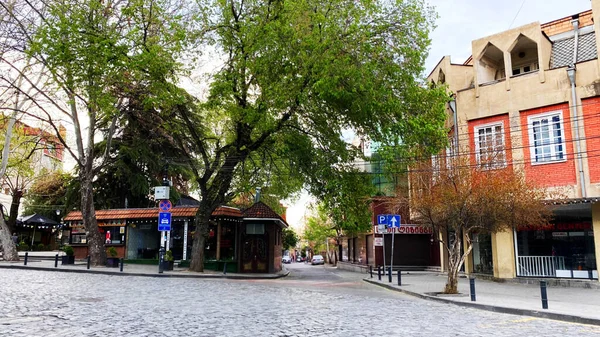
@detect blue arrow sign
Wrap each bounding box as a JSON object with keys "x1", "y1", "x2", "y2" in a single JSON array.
[
  {"x1": 387, "y1": 215, "x2": 401, "y2": 228},
  {"x1": 158, "y1": 212, "x2": 171, "y2": 231},
  {"x1": 377, "y1": 214, "x2": 388, "y2": 225}
]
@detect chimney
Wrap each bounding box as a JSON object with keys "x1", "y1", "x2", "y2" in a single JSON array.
[{"x1": 254, "y1": 187, "x2": 261, "y2": 203}]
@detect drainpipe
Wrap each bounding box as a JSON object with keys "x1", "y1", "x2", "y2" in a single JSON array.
[
  {"x1": 568, "y1": 18, "x2": 586, "y2": 198},
  {"x1": 448, "y1": 96, "x2": 459, "y2": 152}
]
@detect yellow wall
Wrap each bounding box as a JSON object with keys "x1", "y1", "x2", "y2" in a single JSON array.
[
  {"x1": 492, "y1": 230, "x2": 516, "y2": 279},
  {"x1": 592, "y1": 203, "x2": 600, "y2": 282}
]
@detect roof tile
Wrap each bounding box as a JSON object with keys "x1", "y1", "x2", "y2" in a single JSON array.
[{"x1": 64, "y1": 206, "x2": 242, "y2": 221}]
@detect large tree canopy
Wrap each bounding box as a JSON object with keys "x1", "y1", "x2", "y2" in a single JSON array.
[{"x1": 171, "y1": 0, "x2": 448, "y2": 271}]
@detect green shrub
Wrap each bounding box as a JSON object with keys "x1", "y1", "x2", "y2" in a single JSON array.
[
  {"x1": 62, "y1": 245, "x2": 74, "y2": 256},
  {"x1": 36, "y1": 243, "x2": 45, "y2": 251},
  {"x1": 107, "y1": 247, "x2": 118, "y2": 257},
  {"x1": 165, "y1": 250, "x2": 173, "y2": 262},
  {"x1": 18, "y1": 242, "x2": 29, "y2": 251}
]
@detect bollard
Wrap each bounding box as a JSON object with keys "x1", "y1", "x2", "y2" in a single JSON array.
[
  {"x1": 119, "y1": 258, "x2": 124, "y2": 272},
  {"x1": 469, "y1": 277, "x2": 476, "y2": 302},
  {"x1": 24, "y1": 252, "x2": 28, "y2": 265},
  {"x1": 223, "y1": 262, "x2": 227, "y2": 275},
  {"x1": 370, "y1": 265, "x2": 373, "y2": 279},
  {"x1": 55, "y1": 254, "x2": 59, "y2": 268},
  {"x1": 87, "y1": 255, "x2": 91, "y2": 269},
  {"x1": 378, "y1": 266, "x2": 381, "y2": 280},
  {"x1": 388, "y1": 266, "x2": 392, "y2": 283},
  {"x1": 397, "y1": 269, "x2": 402, "y2": 286},
  {"x1": 158, "y1": 247, "x2": 165, "y2": 274},
  {"x1": 540, "y1": 281, "x2": 548, "y2": 309}
]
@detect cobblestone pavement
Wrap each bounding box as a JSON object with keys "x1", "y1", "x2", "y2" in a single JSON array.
[{"x1": 1, "y1": 265, "x2": 600, "y2": 336}]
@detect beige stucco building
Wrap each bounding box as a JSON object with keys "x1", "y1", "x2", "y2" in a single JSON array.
[{"x1": 428, "y1": 3, "x2": 600, "y2": 281}]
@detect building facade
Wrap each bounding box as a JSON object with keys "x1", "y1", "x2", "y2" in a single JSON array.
[
  {"x1": 64, "y1": 202, "x2": 287, "y2": 273},
  {"x1": 427, "y1": 4, "x2": 600, "y2": 280}
]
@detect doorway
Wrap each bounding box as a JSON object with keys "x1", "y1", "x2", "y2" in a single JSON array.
[{"x1": 241, "y1": 235, "x2": 268, "y2": 273}]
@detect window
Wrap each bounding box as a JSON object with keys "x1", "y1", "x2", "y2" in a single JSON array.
[
  {"x1": 431, "y1": 154, "x2": 440, "y2": 181},
  {"x1": 446, "y1": 136, "x2": 457, "y2": 169},
  {"x1": 512, "y1": 62, "x2": 539, "y2": 76},
  {"x1": 528, "y1": 112, "x2": 566, "y2": 164},
  {"x1": 246, "y1": 223, "x2": 264, "y2": 235},
  {"x1": 475, "y1": 123, "x2": 505, "y2": 169}
]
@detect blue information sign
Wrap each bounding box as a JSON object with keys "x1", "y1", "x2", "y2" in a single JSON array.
[
  {"x1": 387, "y1": 215, "x2": 401, "y2": 228},
  {"x1": 158, "y1": 212, "x2": 171, "y2": 231}
]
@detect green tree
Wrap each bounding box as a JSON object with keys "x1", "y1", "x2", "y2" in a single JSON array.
[
  {"x1": 23, "y1": 172, "x2": 79, "y2": 220},
  {"x1": 304, "y1": 204, "x2": 336, "y2": 258},
  {"x1": 282, "y1": 228, "x2": 299, "y2": 251},
  {"x1": 174, "y1": 0, "x2": 447, "y2": 272},
  {"x1": 1, "y1": 0, "x2": 191, "y2": 265}
]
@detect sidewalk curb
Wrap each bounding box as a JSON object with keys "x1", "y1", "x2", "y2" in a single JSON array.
[
  {"x1": 0, "y1": 264, "x2": 290, "y2": 280},
  {"x1": 363, "y1": 278, "x2": 600, "y2": 327}
]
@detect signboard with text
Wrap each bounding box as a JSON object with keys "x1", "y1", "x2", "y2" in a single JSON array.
[{"x1": 373, "y1": 224, "x2": 433, "y2": 235}]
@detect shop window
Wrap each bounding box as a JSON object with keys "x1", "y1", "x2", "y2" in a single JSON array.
[
  {"x1": 510, "y1": 34, "x2": 540, "y2": 77},
  {"x1": 477, "y1": 43, "x2": 505, "y2": 85},
  {"x1": 246, "y1": 223, "x2": 264, "y2": 235},
  {"x1": 219, "y1": 223, "x2": 236, "y2": 260},
  {"x1": 528, "y1": 111, "x2": 566, "y2": 164},
  {"x1": 99, "y1": 226, "x2": 126, "y2": 244},
  {"x1": 475, "y1": 122, "x2": 506, "y2": 169}
]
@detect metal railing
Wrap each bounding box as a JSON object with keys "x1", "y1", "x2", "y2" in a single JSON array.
[{"x1": 517, "y1": 256, "x2": 566, "y2": 277}]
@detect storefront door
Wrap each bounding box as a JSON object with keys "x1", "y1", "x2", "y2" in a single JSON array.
[{"x1": 241, "y1": 235, "x2": 268, "y2": 273}]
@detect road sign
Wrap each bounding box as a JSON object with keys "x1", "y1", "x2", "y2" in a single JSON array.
[
  {"x1": 374, "y1": 237, "x2": 383, "y2": 246},
  {"x1": 377, "y1": 214, "x2": 388, "y2": 225},
  {"x1": 377, "y1": 224, "x2": 386, "y2": 233},
  {"x1": 387, "y1": 215, "x2": 401, "y2": 228},
  {"x1": 159, "y1": 199, "x2": 172, "y2": 212},
  {"x1": 158, "y1": 212, "x2": 172, "y2": 231}
]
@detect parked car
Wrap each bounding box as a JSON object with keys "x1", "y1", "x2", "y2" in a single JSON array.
[
  {"x1": 282, "y1": 255, "x2": 292, "y2": 264},
  {"x1": 311, "y1": 255, "x2": 324, "y2": 265},
  {"x1": 296, "y1": 256, "x2": 304, "y2": 262}
]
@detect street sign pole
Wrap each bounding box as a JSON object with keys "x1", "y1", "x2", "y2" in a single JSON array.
[
  {"x1": 390, "y1": 226, "x2": 395, "y2": 275},
  {"x1": 382, "y1": 229, "x2": 386, "y2": 276}
]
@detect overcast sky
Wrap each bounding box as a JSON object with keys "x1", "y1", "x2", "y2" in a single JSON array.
[{"x1": 425, "y1": 0, "x2": 592, "y2": 73}]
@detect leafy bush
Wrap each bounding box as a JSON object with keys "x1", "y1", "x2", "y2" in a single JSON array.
[
  {"x1": 36, "y1": 243, "x2": 46, "y2": 251},
  {"x1": 107, "y1": 247, "x2": 118, "y2": 257},
  {"x1": 62, "y1": 245, "x2": 74, "y2": 256},
  {"x1": 165, "y1": 250, "x2": 173, "y2": 262},
  {"x1": 18, "y1": 242, "x2": 29, "y2": 251}
]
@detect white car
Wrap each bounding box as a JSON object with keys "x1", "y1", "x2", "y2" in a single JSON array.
[
  {"x1": 311, "y1": 255, "x2": 324, "y2": 265},
  {"x1": 282, "y1": 255, "x2": 292, "y2": 264}
]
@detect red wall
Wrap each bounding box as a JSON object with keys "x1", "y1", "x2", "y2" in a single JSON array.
[
  {"x1": 519, "y1": 103, "x2": 577, "y2": 188},
  {"x1": 582, "y1": 97, "x2": 600, "y2": 183}
]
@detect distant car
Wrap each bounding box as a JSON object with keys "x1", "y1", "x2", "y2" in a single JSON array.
[
  {"x1": 282, "y1": 256, "x2": 292, "y2": 264},
  {"x1": 296, "y1": 256, "x2": 304, "y2": 262},
  {"x1": 311, "y1": 255, "x2": 324, "y2": 265}
]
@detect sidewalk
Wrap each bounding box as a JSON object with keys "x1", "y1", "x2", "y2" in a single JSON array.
[
  {"x1": 0, "y1": 258, "x2": 289, "y2": 280},
  {"x1": 364, "y1": 271, "x2": 600, "y2": 326}
]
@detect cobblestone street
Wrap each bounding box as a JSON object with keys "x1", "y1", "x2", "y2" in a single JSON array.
[{"x1": 1, "y1": 265, "x2": 600, "y2": 336}]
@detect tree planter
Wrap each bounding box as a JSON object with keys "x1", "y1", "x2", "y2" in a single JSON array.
[
  {"x1": 161, "y1": 260, "x2": 174, "y2": 271},
  {"x1": 61, "y1": 255, "x2": 75, "y2": 265},
  {"x1": 106, "y1": 257, "x2": 120, "y2": 268}
]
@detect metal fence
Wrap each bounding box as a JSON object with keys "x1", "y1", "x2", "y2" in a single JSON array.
[{"x1": 517, "y1": 256, "x2": 566, "y2": 277}]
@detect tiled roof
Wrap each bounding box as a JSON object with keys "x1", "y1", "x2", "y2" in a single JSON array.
[
  {"x1": 550, "y1": 32, "x2": 597, "y2": 69},
  {"x1": 243, "y1": 202, "x2": 288, "y2": 227},
  {"x1": 64, "y1": 206, "x2": 242, "y2": 221}
]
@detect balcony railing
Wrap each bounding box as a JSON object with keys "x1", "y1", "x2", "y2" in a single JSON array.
[{"x1": 517, "y1": 256, "x2": 566, "y2": 277}]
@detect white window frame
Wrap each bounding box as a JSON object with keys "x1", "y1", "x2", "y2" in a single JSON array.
[
  {"x1": 431, "y1": 154, "x2": 440, "y2": 181},
  {"x1": 446, "y1": 136, "x2": 456, "y2": 169},
  {"x1": 527, "y1": 111, "x2": 567, "y2": 165},
  {"x1": 474, "y1": 122, "x2": 506, "y2": 169}
]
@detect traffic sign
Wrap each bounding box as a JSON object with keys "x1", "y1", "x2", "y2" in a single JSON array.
[
  {"x1": 387, "y1": 215, "x2": 401, "y2": 228},
  {"x1": 159, "y1": 199, "x2": 172, "y2": 212},
  {"x1": 158, "y1": 212, "x2": 172, "y2": 231},
  {"x1": 377, "y1": 214, "x2": 388, "y2": 225},
  {"x1": 377, "y1": 224, "x2": 386, "y2": 233}
]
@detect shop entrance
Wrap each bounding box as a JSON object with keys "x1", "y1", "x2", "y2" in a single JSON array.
[{"x1": 241, "y1": 235, "x2": 268, "y2": 273}]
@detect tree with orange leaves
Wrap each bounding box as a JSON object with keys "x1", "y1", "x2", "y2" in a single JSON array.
[{"x1": 396, "y1": 153, "x2": 553, "y2": 294}]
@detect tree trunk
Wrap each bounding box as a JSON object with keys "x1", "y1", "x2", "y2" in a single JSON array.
[
  {"x1": 189, "y1": 202, "x2": 212, "y2": 272},
  {"x1": 80, "y1": 173, "x2": 106, "y2": 266},
  {"x1": 445, "y1": 268, "x2": 459, "y2": 294},
  {"x1": 0, "y1": 216, "x2": 19, "y2": 261},
  {"x1": 444, "y1": 233, "x2": 462, "y2": 294},
  {"x1": 7, "y1": 190, "x2": 23, "y2": 234}
]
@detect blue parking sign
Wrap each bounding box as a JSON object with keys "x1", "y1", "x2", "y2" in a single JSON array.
[
  {"x1": 158, "y1": 212, "x2": 171, "y2": 231},
  {"x1": 377, "y1": 214, "x2": 388, "y2": 225}
]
